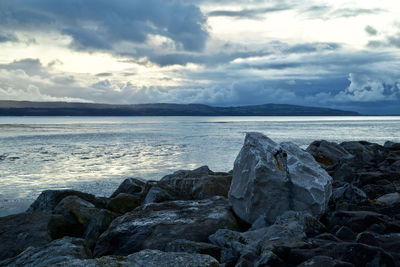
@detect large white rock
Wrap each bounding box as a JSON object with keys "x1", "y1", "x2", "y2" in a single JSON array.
[{"x1": 228, "y1": 132, "x2": 332, "y2": 224}]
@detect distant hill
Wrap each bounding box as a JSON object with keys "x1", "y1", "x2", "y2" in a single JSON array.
[{"x1": 0, "y1": 100, "x2": 360, "y2": 116}]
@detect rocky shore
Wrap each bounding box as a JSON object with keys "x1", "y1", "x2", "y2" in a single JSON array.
[{"x1": 1, "y1": 132, "x2": 400, "y2": 266}]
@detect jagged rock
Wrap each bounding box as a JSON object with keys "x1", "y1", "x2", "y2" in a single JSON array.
[
  {"x1": 83, "y1": 209, "x2": 119, "y2": 249},
  {"x1": 0, "y1": 212, "x2": 51, "y2": 261},
  {"x1": 376, "y1": 192, "x2": 400, "y2": 205},
  {"x1": 362, "y1": 182, "x2": 397, "y2": 199},
  {"x1": 384, "y1": 141, "x2": 400, "y2": 149},
  {"x1": 340, "y1": 141, "x2": 385, "y2": 163},
  {"x1": 274, "y1": 211, "x2": 326, "y2": 238},
  {"x1": 106, "y1": 193, "x2": 141, "y2": 214},
  {"x1": 208, "y1": 229, "x2": 250, "y2": 264},
  {"x1": 331, "y1": 183, "x2": 368, "y2": 209},
  {"x1": 48, "y1": 195, "x2": 100, "y2": 239},
  {"x1": 165, "y1": 239, "x2": 221, "y2": 261},
  {"x1": 326, "y1": 210, "x2": 387, "y2": 233},
  {"x1": 229, "y1": 132, "x2": 332, "y2": 224},
  {"x1": 306, "y1": 140, "x2": 352, "y2": 168},
  {"x1": 143, "y1": 184, "x2": 176, "y2": 204},
  {"x1": 335, "y1": 226, "x2": 355, "y2": 242},
  {"x1": 208, "y1": 212, "x2": 314, "y2": 265},
  {"x1": 289, "y1": 241, "x2": 395, "y2": 266},
  {"x1": 143, "y1": 166, "x2": 232, "y2": 204},
  {"x1": 356, "y1": 232, "x2": 379, "y2": 247},
  {"x1": 236, "y1": 250, "x2": 285, "y2": 267},
  {"x1": 27, "y1": 190, "x2": 107, "y2": 212},
  {"x1": 50, "y1": 249, "x2": 219, "y2": 267},
  {"x1": 0, "y1": 237, "x2": 91, "y2": 267},
  {"x1": 110, "y1": 177, "x2": 146, "y2": 198},
  {"x1": 94, "y1": 196, "x2": 239, "y2": 257},
  {"x1": 297, "y1": 256, "x2": 354, "y2": 267}
]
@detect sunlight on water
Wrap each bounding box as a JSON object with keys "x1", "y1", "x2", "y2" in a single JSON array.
[{"x1": 1, "y1": 116, "x2": 399, "y2": 209}]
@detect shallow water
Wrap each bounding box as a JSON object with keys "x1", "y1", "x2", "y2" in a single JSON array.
[{"x1": 1, "y1": 116, "x2": 399, "y2": 216}]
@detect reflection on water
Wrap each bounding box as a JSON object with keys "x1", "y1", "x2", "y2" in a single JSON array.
[{"x1": 0, "y1": 116, "x2": 399, "y2": 204}]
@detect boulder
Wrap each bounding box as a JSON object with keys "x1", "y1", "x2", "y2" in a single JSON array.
[
  {"x1": 0, "y1": 212, "x2": 51, "y2": 261},
  {"x1": 0, "y1": 237, "x2": 91, "y2": 267},
  {"x1": 110, "y1": 177, "x2": 146, "y2": 198},
  {"x1": 208, "y1": 211, "x2": 314, "y2": 265},
  {"x1": 229, "y1": 132, "x2": 332, "y2": 224},
  {"x1": 28, "y1": 190, "x2": 106, "y2": 212},
  {"x1": 143, "y1": 166, "x2": 232, "y2": 204},
  {"x1": 48, "y1": 195, "x2": 100, "y2": 239},
  {"x1": 326, "y1": 210, "x2": 387, "y2": 233},
  {"x1": 331, "y1": 183, "x2": 368, "y2": 209},
  {"x1": 290, "y1": 241, "x2": 395, "y2": 267},
  {"x1": 50, "y1": 249, "x2": 219, "y2": 267},
  {"x1": 106, "y1": 193, "x2": 141, "y2": 214},
  {"x1": 355, "y1": 232, "x2": 379, "y2": 247},
  {"x1": 306, "y1": 140, "x2": 352, "y2": 168},
  {"x1": 165, "y1": 239, "x2": 221, "y2": 261},
  {"x1": 376, "y1": 192, "x2": 400, "y2": 205},
  {"x1": 94, "y1": 196, "x2": 239, "y2": 257},
  {"x1": 83, "y1": 209, "x2": 119, "y2": 249}
]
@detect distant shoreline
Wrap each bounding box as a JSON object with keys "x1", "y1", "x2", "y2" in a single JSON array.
[{"x1": 0, "y1": 100, "x2": 361, "y2": 116}]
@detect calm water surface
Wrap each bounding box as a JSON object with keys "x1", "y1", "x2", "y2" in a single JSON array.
[{"x1": 1, "y1": 116, "x2": 399, "y2": 215}]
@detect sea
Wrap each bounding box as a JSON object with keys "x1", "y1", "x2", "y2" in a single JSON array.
[{"x1": 1, "y1": 116, "x2": 399, "y2": 216}]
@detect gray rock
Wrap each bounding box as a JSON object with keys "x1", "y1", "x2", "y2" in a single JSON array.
[
  {"x1": 106, "y1": 193, "x2": 141, "y2": 214},
  {"x1": 356, "y1": 232, "x2": 379, "y2": 247},
  {"x1": 48, "y1": 195, "x2": 100, "y2": 239},
  {"x1": 94, "y1": 196, "x2": 239, "y2": 257},
  {"x1": 110, "y1": 177, "x2": 146, "y2": 198},
  {"x1": 274, "y1": 210, "x2": 326, "y2": 237},
  {"x1": 28, "y1": 189, "x2": 106, "y2": 212},
  {"x1": 376, "y1": 192, "x2": 400, "y2": 205},
  {"x1": 0, "y1": 212, "x2": 51, "y2": 261},
  {"x1": 165, "y1": 239, "x2": 221, "y2": 261},
  {"x1": 143, "y1": 184, "x2": 176, "y2": 204},
  {"x1": 331, "y1": 183, "x2": 368, "y2": 209},
  {"x1": 384, "y1": 141, "x2": 400, "y2": 149},
  {"x1": 50, "y1": 249, "x2": 219, "y2": 267},
  {"x1": 335, "y1": 226, "x2": 356, "y2": 242},
  {"x1": 298, "y1": 256, "x2": 355, "y2": 267},
  {"x1": 306, "y1": 140, "x2": 352, "y2": 168},
  {"x1": 208, "y1": 229, "x2": 249, "y2": 264},
  {"x1": 144, "y1": 166, "x2": 232, "y2": 204},
  {"x1": 340, "y1": 141, "x2": 384, "y2": 163},
  {"x1": 0, "y1": 237, "x2": 91, "y2": 267},
  {"x1": 229, "y1": 132, "x2": 332, "y2": 224},
  {"x1": 83, "y1": 209, "x2": 119, "y2": 249},
  {"x1": 209, "y1": 212, "x2": 312, "y2": 264}
]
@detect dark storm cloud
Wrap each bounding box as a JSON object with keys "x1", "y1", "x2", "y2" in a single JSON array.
[
  {"x1": 208, "y1": 6, "x2": 290, "y2": 19},
  {"x1": 0, "y1": 0, "x2": 209, "y2": 52},
  {"x1": 365, "y1": 25, "x2": 378, "y2": 36}
]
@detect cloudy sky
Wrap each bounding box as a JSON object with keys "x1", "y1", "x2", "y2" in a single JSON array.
[{"x1": 0, "y1": 0, "x2": 399, "y2": 114}]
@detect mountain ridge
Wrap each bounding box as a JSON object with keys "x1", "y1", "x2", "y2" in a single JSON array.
[{"x1": 0, "y1": 100, "x2": 360, "y2": 116}]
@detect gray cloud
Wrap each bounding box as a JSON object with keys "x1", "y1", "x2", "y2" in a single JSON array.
[
  {"x1": 126, "y1": 41, "x2": 342, "y2": 67},
  {"x1": 208, "y1": 6, "x2": 290, "y2": 19},
  {"x1": 0, "y1": 32, "x2": 18, "y2": 43},
  {"x1": 365, "y1": 25, "x2": 378, "y2": 36},
  {"x1": 304, "y1": 5, "x2": 384, "y2": 20},
  {"x1": 0, "y1": 0, "x2": 209, "y2": 52}
]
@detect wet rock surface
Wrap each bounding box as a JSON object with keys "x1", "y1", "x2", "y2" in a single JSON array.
[
  {"x1": 1, "y1": 135, "x2": 400, "y2": 266},
  {"x1": 94, "y1": 196, "x2": 239, "y2": 257},
  {"x1": 0, "y1": 211, "x2": 51, "y2": 261},
  {"x1": 0, "y1": 237, "x2": 91, "y2": 267}
]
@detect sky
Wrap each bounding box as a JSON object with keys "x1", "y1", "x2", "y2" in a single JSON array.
[{"x1": 0, "y1": 0, "x2": 400, "y2": 114}]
